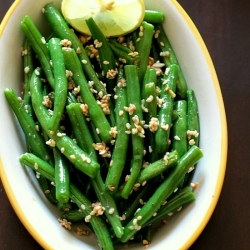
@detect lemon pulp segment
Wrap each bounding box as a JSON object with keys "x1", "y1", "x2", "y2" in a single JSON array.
[{"x1": 61, "y1": 0, "x2": 145, "y2": 37}]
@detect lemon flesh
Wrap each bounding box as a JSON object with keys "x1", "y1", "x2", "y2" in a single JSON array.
[{"x1": 61, "y1": 0, "x2": 145, "y2": 37}]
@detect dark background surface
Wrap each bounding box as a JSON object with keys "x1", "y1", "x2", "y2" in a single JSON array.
[{"x1": 1, "y1": 0, "x2": 250, "y2": 249}]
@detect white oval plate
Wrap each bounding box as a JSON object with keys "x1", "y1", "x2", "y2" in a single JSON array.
[{"x1": 0, "y1": 0, "x2": 227, "y2": 249}]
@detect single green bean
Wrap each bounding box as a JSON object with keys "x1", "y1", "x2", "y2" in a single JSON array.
[
  {"x1": 121, "y1": 65, "x2": 144, "y2": 199},
  {"x1": 187, "y1": 89, "x2": 200, "y2": 148},
  {"x1": 108, "y1": 39, "x2": 140, "y2": 65},
  {"x1": 120, "y1": 181, "x2": 156, "y2": 226},
  {"x1": 21, "y1": 15, "x2": 54, "y2": 88},
  {"x1": 105, "y1": 69, "x2": 130, "y2": 192},
  {"x1": 36, "y1": 176, "x2": 57, "y2": 204},
  {"x1": 154, "y1": 24, "x2": 187, "y2": 99},
  {"x1": 136, "y1": 21, "x2": 154, "y2": 84},
  {"x1": 57, "y1": 200, "x2": 72, "y2": 212},
  {"x1": 86, "y1": 17, "x2": 117, "y2": 93},
  {"x1": 48, "y1": 38, "x2": 68, "y2": 133},
  {"x1": 66, "y1": 103, "x2": 98, "y2": 159},
  {"x1": 61, "y1": 209, "x2": 86, "y2": 223},
  {"x1": 136, "y1": 150, "x2": 178, "y2": 185},
  {"x1": 120, "y1": 146, "x2": 203, "y2": 242},
  {"x1": 144, "y1": 10, "x2": 165, "y2": 24},
  {"x1": 155, "y1": 64, "x2": 179, "y2": 156},
  {"x1": 142, "y1": 69, "x2": 158, "y2": 162},
  {"x1": 172, "y1": 100, "x2": 188, "y2": 158},
  {"x1": 53, "y1": 148, "x2": 70, "y2": 203},
  {"x1": 143, "y1": 186, "x2": 195, "y2": 227},
  {"x1": 4, "y1": 88, "x2": 53, "y2": 165}
]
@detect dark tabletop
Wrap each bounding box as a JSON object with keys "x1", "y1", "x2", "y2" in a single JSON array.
[{"x1": 1, "y1": 0, "x2": 250, "y2": 249}]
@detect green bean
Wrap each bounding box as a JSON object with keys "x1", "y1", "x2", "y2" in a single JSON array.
[
  {"x1": 29, "y1": 68, "x2": 100, "y2": 178},
  {"x1": 141, "y1": 225, "x2": 152, "y2": 246},
  {"x1": 172, "y1": 100, "x2": 188, "y2": 158},
  {"x1": 62, "y1": 48, "x2": 112, "y2": 143},
  {"x1": 4, "y1": 88, "x2": 53, "y2": 165},
  {"x1": 69, "y1": 183, "x2": 114, "y2": 249},
  {"x1": 22, "y1": 39, "x2": 34, "y2": 116},
  {"x1": 120, "y1": 181, "x2": 155, "y2": 226},
  {"x1": 86, "y1": 17, "x2": 117, "y2": 93},
  {"x1": 144, "y1": 10, "x2": 165, "y2": 24},
  {"x1": 121, "y1": 65, "x2": 144, "y2": 199},
  {"x1": 21, "y1": 15, "x2": 54, "y2": 88},
  {"x1": 43, "y1": 3, "x2": 104, "y2": 94},
  {"x1": 19, "y1": 153, "x2": 114, "y2": 250},
  {"x1": 187, "y1": 89, "x2": 200, "y2": 148},
  {"x1": 66, "y1": 91, "x2": 77, "y2": 105},
  {"x1": 136, "y1": 21, "x2": 155, "y2": 84},
  {"x1": 61, "y1": 209, "x2": 85, "y2": 223},
  {"x1": 53, "y1": 148, "x2": 70, "y2": 203},
  {"x1": 154, "y1": 24, "x2": 187, "y2": 99},
  {"x1": 57, "y1": 200, "x2": 72, "y2": 212},
  {"x1": 105, "y1": 70, "x2": 130, "y2": 192},
  {"x1": 120, "y1": 145, "x2": 203, "y2": 242},
  {"x1": 44, "y1": 3, "x2": 116, "y2": 126},
  {"x1": 66, "y1": 102, "x2": 124, "y2": 238},
  {"x1": 66, "y1": 103, "x2": 97, "y2": 159},
  {"x1": 108, "y1": 39, "x2": 140, "y2": 65},
  {"x1": 91, "y1": 173, "x2": 124, "y2": 238},
  {"x1": 20, "y1": 153, "x2": 55, "y2": 180},
  {"x1": 142, "y1": 69, "x2": 158, "y2": 162},
  {"x1": 36, "y1": 176, "x2": 57, "y2": 204},
  {"x1": 143, "y1": 186, "x2": 195, "y2": 227},
  {"x1": 155, "y1": 64, "x2": 179, "y2": 156},
  {"x1": 48, "y1": 38, "x2": 68, "y2": 133},
  {"x1": 136, "y1": 150, "x2": 178, "y2": 185}
]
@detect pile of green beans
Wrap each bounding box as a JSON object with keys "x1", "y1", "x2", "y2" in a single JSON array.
[{"x1": 4, "y1": 4, "x2": 203, "y2": 249}]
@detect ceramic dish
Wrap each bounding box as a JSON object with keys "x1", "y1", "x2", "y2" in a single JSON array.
[{"x1": 0, "y1": 0, "x2": 227, "y2": 249}]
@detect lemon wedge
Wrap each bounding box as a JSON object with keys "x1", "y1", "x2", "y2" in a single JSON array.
[{"x1": 61, "y1": 0, "x2": 145, "y2": 37}]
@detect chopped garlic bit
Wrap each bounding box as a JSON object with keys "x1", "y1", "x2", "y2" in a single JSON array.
[
  {"x1": 90, "y1": 201, "x2": 105, "y2": 216},
  {"x1": 93, "y1": 142, "x2": 111, "y2": 158},
  {"x1": 58, "y1": 218, "x2": 72, "y2": 230}
]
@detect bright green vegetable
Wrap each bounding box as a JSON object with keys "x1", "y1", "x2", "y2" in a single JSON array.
[
  {"x1": 48, "y1": 37, "x2": 68, "y2": 133},
  {"x1": 21, "y1": 15, "x2": 54, "y2": 89},
  {"x1": 172, "y1": 100, "x2": 188, "y2": 158},
  {"x1": 154, "y1": 24, "x2": 187, "y2": 99},
  {"x1": 120, "y1": 146, "x2": 203, "y2": 242},
  {"x1": 144, "y1": 10, "x2": 165, "y2": 24},
  {"x1": 62, "y1": 48, "x2": 112, "y2": 143},
  {"x1": 121, "y1": 65, "x2": 144, "y2": 199},
  {"x1": 187, "y1": 89, "x2": 200, "y2": 148},
  {"x1": 53, "y1": 148, "x2": 70, "y2": 203},
  {"x1": 86, "y1": 17, "x2": 117, "y2": 93},
  {"x1": 155, "y1": 64, "x2": 179, "y2": 156},
  {"x1": 19, "y1": 153, "x2": 114, "y2": 250},
  {"x1": 136, "y1": 21, "x2": 155, "y2": 84},
  {"x1": 105, "y1": 69, "x2": 130, "y2": 192},
  {"x1": 136, "y1": 150, "x2": 178, "y2": 185},
  {"x1": 143, "y1": 186, "x2": 196, "y2": 227},
  {"x1": 29, "y1": 68, "x2": 100, "y2": 178}
]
